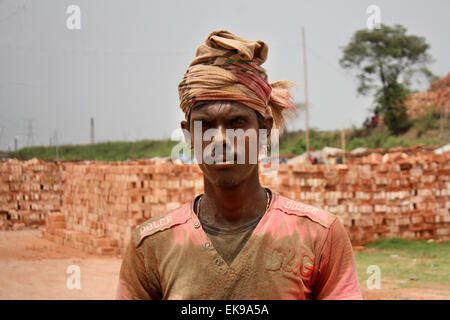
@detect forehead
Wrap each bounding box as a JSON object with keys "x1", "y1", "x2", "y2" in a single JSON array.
[{"x1": 190, "y1": 101, "x2": 255, "y2": 118}]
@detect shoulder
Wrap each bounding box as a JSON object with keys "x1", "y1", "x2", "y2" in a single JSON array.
[
  {"x1": 271, "y1": 193, "x2": 336, "y2": 229},
  {"x1": 132, "y1": 201, "x2": 192, "y2": 247}
]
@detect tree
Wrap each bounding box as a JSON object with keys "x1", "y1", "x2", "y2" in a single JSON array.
[{"x1": 340, "y1": 24, "x2": 433, "y2": 134}]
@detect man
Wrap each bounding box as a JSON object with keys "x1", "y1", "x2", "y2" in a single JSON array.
[{"x1": 116, "y1": 30, "x2": 362, "y2": 300}]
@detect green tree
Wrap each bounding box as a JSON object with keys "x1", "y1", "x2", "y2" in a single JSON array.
[{"x1": 340, "y1": 24, "x2": 433, "y2": 134}]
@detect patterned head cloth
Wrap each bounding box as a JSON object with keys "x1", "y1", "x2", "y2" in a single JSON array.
[{"x1": 178, "y1": 30, "x2": 297, "y2": 133}]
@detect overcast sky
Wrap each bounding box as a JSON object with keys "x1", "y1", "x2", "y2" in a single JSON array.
[{"x1": 0, "y1": 0, "x2": 449, "y2": 150}]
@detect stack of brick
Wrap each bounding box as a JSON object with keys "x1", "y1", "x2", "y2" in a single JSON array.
[
  {"x1": 1, "y1": 147, "x2": 448, "y2": 255},
  {"x1": 261, "y1": 151, "x2": 450, "y2": 245},
  {"x1": 346, "y1": 145, "x2": 438, "y2": 162},
  {"x1": 56, "y1": 151, "x2": 448, "y2": 252},
  {"x1": 0, "y1": 158, "x2": 62, "y2": 230},
  {"x1": 403, "y1": 73, "x2": 450, "y2": 120},
  {"x1": 60, "y1": 160, "x2": 203, "y2": 254},
  {"x1": 42, "y1": 211, "x2": 118, "y2": 255}
]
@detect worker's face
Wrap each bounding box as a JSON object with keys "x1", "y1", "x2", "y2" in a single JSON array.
[{"x1": 181, "y1": 101, "x2": 272, "y2": 188}]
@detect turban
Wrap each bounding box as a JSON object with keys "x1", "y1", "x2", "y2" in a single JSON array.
[{"x1": 178, "y1": 30, "x2": 297, "y2": 133}]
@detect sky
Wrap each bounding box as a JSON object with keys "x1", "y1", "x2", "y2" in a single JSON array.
[{"x1": 0, "y1": 0, "x2": 449, "y2": 151}]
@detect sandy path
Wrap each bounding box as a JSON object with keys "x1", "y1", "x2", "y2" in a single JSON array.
[{"x1": 0, "y1": 229, "x2": 122, "y2": 300}]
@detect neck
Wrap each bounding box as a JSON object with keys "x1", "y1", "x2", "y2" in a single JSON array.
[{"x1": 200, "y1": 167, "x2": 268, "y2": 228}]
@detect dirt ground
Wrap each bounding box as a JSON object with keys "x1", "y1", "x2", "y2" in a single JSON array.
[
  {"x1": 0, "y1": 229, "x2": 448, "y2": 300},
  {"x1": 0, "y1": 229, "x2": 122, "y2": 300},
  {"x1": 361, "y1": 281, "x2": 450, "y2": 300}
]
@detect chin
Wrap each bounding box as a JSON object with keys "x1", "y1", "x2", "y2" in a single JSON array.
[
  {"x1": 202, "y1": 164, "x2": 256, "y2": 188},
  {"x1": 213, "y1": 176, "x2": 241, "y2": 189}
]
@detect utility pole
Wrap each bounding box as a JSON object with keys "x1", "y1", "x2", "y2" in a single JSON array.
[
  {"x1": 25, "y1": 118, "x2": 35, "y2": 147},
  {"x1": 53, "y1": 129, "x2": 59, "y2": 161},
  {"x1": 440, "y1": 104, "x2": 445, "y2": 144},
  {"x1": 0, "y1": 126, "x2": 4, "y2": 146},
  {"x1": 90, "y1": 117, "x2": 95, "y2": 145},
  {"x1": 341, "y1": 124, "x2": 346, "y2": 164},
  {"x1": 302, "y1": 26, "x2": 310, "y2": 156}
]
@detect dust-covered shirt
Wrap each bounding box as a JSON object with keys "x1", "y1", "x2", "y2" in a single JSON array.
[
  {"x1": 115, "y1": 191, "x2": 362, "y2": 300},
  {"x1": 199, "y1": 198, "x2": 265, "y2": 266}
]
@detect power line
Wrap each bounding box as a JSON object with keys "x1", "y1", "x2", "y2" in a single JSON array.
[
  {"x1": 50, "y1": 128, "x2": 59, "y2": 160},
  {"x1": 0, "y1": 43, "x2": 192, "y2": 57},
  {"x1": 302, "y1": 26, "x2": 310, "y2": 155},
  {"x1": 0, "y1": 114, "x2": 22, "y2": 128},
  {"x1": 0, "y1": 0, "x2": 28, "y2": 24},
  {"x1": 24, "y1": 118, "x2": 35, "y2": 147},
  {"x1": 0, "y1": 125, "x2": 4, "y2": 146},
  {"x1": 306, "y1": 45, "x2": 353, "y2": 79},
  {"x1": 90, "y1": 117, "x2": 95, "y2": 145}
]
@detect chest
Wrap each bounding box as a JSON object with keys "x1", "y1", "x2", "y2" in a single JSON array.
[{"x1": 156, "y1": 230, "x2": 317, "y2": 300}]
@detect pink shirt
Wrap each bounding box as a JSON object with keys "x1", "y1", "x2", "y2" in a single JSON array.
[{"x1": 116, "y1": 191, "x2": 362, "y2": 300}]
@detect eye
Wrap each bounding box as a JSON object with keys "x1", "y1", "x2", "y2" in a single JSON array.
[
  {"x1": 230, "y1": 117, "x2": 246, "y2": 127},
  {"x1": 201, "y1": 120, "x2": 212, "y2": 128}
]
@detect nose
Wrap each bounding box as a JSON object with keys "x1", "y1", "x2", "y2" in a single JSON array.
[
  {"x1": 214, "y1": 125, "x2": 228, "y2": 147},
  {"x1": 212, "y1": 125, "x2": 230, "y2": 156},
  {"x1": 210, "y1": 124, "x2": 238, "y2": 160}
]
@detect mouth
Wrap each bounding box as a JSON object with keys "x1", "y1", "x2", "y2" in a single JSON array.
[
  {"x1": 210, "y1": 161, "x2": 236, "y2": 169},
  {"x1": 207, "y1": 153, "x2": 241, "y2": 168}
]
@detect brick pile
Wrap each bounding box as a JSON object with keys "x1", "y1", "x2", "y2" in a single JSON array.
[
  {"x1": 42, "y1": 211, "x2": 118, "y2": 255},
  {"x1": 1, "y1": 149, "x2": 449, "y2": 254},
  {"x1": 346, "y1": 145, "x2": 438, "y2": 160},
  {"x1": 0, "y1": 158, "x2": 62, "y2": 230},
  {"x1": 261, "y1": 151, "x2": 450, "y2": 245},
  {"x1": 56, "y1": 160, "x2": 203, "y2": 255},
  {"x1": 404, "y1": 73, "x2": 450, "y2": 120}
]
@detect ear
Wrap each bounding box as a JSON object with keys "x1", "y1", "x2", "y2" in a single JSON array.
[
  {"x1": 263, "y1": 113, "x2": 273, "y2": 134},
  {"x1": 180, "y1": 120, "x2": 192, "y2": 148},
  {"x1": 258, "y1": 113, "x2": 273, "y2": 155}
]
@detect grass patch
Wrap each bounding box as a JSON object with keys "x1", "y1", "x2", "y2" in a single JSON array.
[
  {"x1": 8, "y1": 139, "x2": 179, "y2": 162},
  {"x1": 355, "y1": 238, "x2": 450, "y2": 290}
]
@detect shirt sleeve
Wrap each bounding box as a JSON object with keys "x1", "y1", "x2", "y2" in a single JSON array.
[
  {"x1": 312, "y1": 217, "x2": 363, "y2": 300},
  {"x1": 115, "y1": 236, "x2": 162, "y2": 300}
]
